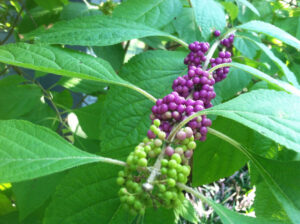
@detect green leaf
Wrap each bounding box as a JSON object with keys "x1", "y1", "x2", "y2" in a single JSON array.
[
  {"x1": 248, "y1": 152, "x2": 300, "y2": 223},
  {"x1": 59, "y1": 2, "x2": 101, "y2": 20},
  {"x1": 92, "y1": 44, "x2": 125, "y2": 72},
  {"x1": 238, "y1": 20, "x2": 300, "y2": 50},
  {"x1": 234, "y1": 33, "x2": 260, "y2": 59},
  {"x1": 199, "y1": 90, "x2": 300, "y2": 153},
  {"x1": 173, "y1": 8, "x2": 201, "y2": 44},
  {"x1": 100, "y1": 50, "x2": 186, "y2": 158},
  {"x1": 13, "y1": 173, "x2": 64, "y2": 220},
  {"x1": 190, "y1": 0, "x2": 226, "y2": 39},
  {"x1": 0, "y1": 193, "x2": 16, "y2": 216},
  {"x1": 174, "y1": 199, "x2": 199, "y2": 223},
  {"x1": 235, "y1": 0, "x2": 260, "y2": 16},
  {"x1": 0, "y1": 120, "x2": 113, "y2": 183},
  {"x1": 34, "y1": 0, "x2": 65, "y2": 10},
  {"x1": 43, "y1": 163, "x2": 127, "y2": 224},
  {"x1": 143, "y1": 208, "x2": 175, "y2": 223},
  {"x1": 215, "y1": 62, "x2": 300, "y2": 96},
  {"x1": 52, "y1": 89, "x2": 73, "y2": 108},
  {"x1": 24, "y1": 15, "x2": 185, "y2": 47},
  {"x1": 250, "y1": 164, "x2": 289, "y2": 222},
  {"x1": 0, "y1": 43, "x2": 155, "y2": 101},
  {"x1": 221, "y1": 2, "x2": 239, "y2": 21},
  {"x1": 214, "y1": 67, "x2": 252, "y2": 101},
  {"x1": 68, "y1": 98, "x2": 105, "y2": 140},
  {"x1": 251, "y1": 40, "x2": 299, "y2": 87},
  {"x1": 0, "y1": 43, "x2": 125, "y2": 86},
  {"x1": 113, "y1": 0, "x2": 182, "y2": 28},
  {"x1": 192, "y1": 118, "x2": 248, "y2": 186},
  {"x1": 57, "y1": 78, "x2": 107, "y2": 94}
]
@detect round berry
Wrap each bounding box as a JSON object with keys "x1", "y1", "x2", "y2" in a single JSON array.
[
  {"x1": 165, "y1": 146, "x2": 174, "y2": 156},
  {"x1": 182, "y1": 166, "x2": 191, "y2": 176},
  {"x1": 161, "y1": 167, "x2": 168, "y2": 175},
  {"x1": 168, "y1": 159, "x2": 178, "y2": 169},
  {"x1": 188, "y1": 141, "x2": 196, "y2": 150},
  {"x1": 154, "y1": 139, "x2": 162, "y2": 147},
  {"x1": 167, "y1": 178, "x2": 176, "y2": 187},
  {"x1": 165, "y1": 191, "x2": 173, "y2": 200},
  {"x1": 158, "y1": 131, "x2": 166, "y2": 140},
  {"x1": 161, "y1": 159, "x2": 169, "y2": 167},
  {"x1": 171, "y1": 153, "x2": 182, "y2": 164},
  {"x1": 127, "y1": 195, "x2": 135, "y2": 205},
  {"x1": 168, "y1": 168, "x2": 177, "y2": 178},
  {"x1": 138, "y1": 158, "x2": 147, "y2": 167},
  {"x1": 176, "y1": 130, "x2": 186, "y2": 140},
  {"x1": 159, "y1": 184, "x2": 166, "y2": 192},
  {"x1": 154, "y1": 119, "x2": 160, "y2": 127},
  {"x1": 116, "y1": 177, "x2": 125, "y2": 186}
]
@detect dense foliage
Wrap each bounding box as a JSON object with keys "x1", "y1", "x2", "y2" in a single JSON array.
[{"x1": 0, "y1": 0, "x2": 300, "y2": 223}]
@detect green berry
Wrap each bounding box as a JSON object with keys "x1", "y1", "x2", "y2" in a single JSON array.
[
  {"x1": 154, "y1": 119, "x2": 161, "y2": 127},
  {"x1": 150, "y1": 125, "x2": 157, "y2": 132},
  {"x1": 168, "y1": 168, "x2": 177, "y2": 178},
  {"x1": 182, "y1": 145, "x2": 187, "y2": 151},
  {"x1": 154, "y1": 147, "x2": 162, "y2": 155},
  {"x1": 130, "y1": 208, "x2": 137, "y2": 216},
  {"x1": 164, "y1": 191, "x2": 173, "y2": 200},
  {"x1": 127, "y1": 195, "x2": 135, "y2": 205},
  {"x1": 171, "y1": 153, "x2": 182, "y2": 164},
  {"x1": 138, "y1": 158, "x2": 147, "y2": 167},
  {"x1": 119, "y1": 187, "x2": 127, "y2": 195},
  {"x1": 143, "y1": 137, "x2": 150, "y2": 143},
  {"x1": 182, "y1": 138, "x2": 189, "y2": 145},
  {"x1": 116, "y1": 177, "x2": 125, "y2": 186},
  {"x1": 181, "y1": 166, "x2": 190, "y2": 176},
  {"x1": 154, "y1": 139, "x2": 162, "y2": 147},
  {"x1": 175, "y1": 147, "x2": 183, "y2": 155},
  {"x1": 188, "y1": 141, "x2": 196, "y2": 150},
  {"x1": 144, "y1": 145, "x2": 151, "y2": 153},
  {"x1": 161, "y1": 167, "x2": 168, "y2": 175},
  {"x1": 161, "y1": 159, "x2": 169, "y2": 167},
  {"x1": 148, "y1": 150, "x2": 156, "y2": 158},
  {"x1": 118, "y1": 170, "x2": 125, "y2": 177},
  {"x1": 136, "y1": 150, "x2": 146, "y2": 158},
  {"x1": 176, "y1": 164, "x2": 183, "y2": 173},
  {"x1": 126, "y1": 155, "x2": 134, "y2": 165},
  {"x1": 158, "y1": 184, "x2": 166, "y2": 192},
  {"x1": 177, "y1": 173, "x2": 185, "y2": 183},
  {"x1": 167, "y1": 178, "x2": 176, "y2": 187},
  {"x1": 168, "y1": 159, "x2": 178, "y2": 169},
  {"x1": 158, "y1": 131, "x2": 166, "y2": 140},
  {"x1": 134, "y1": 200, "x2": 142, "y2": 210},
  {"x1": 197, "y1": 116, "x2": 202, "y2": 122}
]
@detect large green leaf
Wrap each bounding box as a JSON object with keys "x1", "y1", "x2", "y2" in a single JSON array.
[
  {"x1": 0, "y1": 43, "x2": 155, "y2": 101},
  {"x1": 214, "y1": 67, "x2": 252, "y2": 101},
  {"x1": 100, "y1": 50, "x2": 186, "y2": 159},
  {"x1": 238, "y1": 20, "x2": 300, "y2": 50},
  {"x1": 0, "y1": 43, "x2": 125, "y2": 86},
  {"x1": 192, "y1": 118, "x2": 248, "y2": 186},
  {"x1": 0, "y1": 120, "x2": 117, "y2": 183},
  {"x1": 43, "y1": 163, "x2": 128, "y2": 224},
  {"x1": 24, "y1": 15, "x2": 184, "y2": 47},
  {"x1": 190, "y1": 0, "x2": 226, "y2": 39},
  {"x1": 113, "y1": 0, "x2": 182, "y2": 28},
  {"x1": 13, "y1": 173, "x2": 64, "y2": 220},
  {"x1": 195, "y1": 90, "x2": 300, "y2": 153},
  {"x1": 173, "y1": 8, "x2": 201, "y2": 44}
]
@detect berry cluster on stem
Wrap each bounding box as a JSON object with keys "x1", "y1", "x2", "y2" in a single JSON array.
[{"x1": 117, "y1": 30, "x2": 235, "y2": 215}]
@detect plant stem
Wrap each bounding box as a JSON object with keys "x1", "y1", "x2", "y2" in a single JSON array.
[
  {"x1": 0, "y1": 5, "x2": 24, "y2": 45},
  {"x1": 168, "y1": 35, "x2": 189, "y2": 49},
  {"x1": 203, "y1": 28, "x2": 236, "y2": 70},
  {"x1": 100, "y1": 157, "x2": 127, "y2": 167},
  {"x1": 126, "y1": 84, "x2": 157, "y2": 103}
]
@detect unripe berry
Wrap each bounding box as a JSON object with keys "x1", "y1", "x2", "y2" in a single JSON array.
[
  {"x1": 116, "y1": 177, "x2": 125, "y2": 186},
  {"x1": 175, "y1": 147, "x2": 184, "y2": 155},
  {"x1": 165, "y1": 191, "x2": 173, "y2": 200},
  {"x1": 171, "y1": 153, "x2": 182, "y2": 164},
  {"x1": 161, "y1": 167, "x2": 168, "y2": 175},
  {"x1": 168, "y1": 168, "x2": 177, "y2": 178},
  {"x1": 158, "y1": 131, "x2": 166, "y2": 140},
  {"x1": 127, "y1": 195, "x2": 135, "y2": 205},
  {"x1": 161, "y1": 159, "x2": 169, "y2": 167},
  {"x1": 138, "y1": 158, "x2": 147, "y2": 167},
  {"x1": 165, "y1": 146, "x2": 174, "y2": 156},
  {"x1": 187, "y1": 141, "x2": 196, "y2": 150},
  {"x1": 159, "y1": 184, "x2": 166, "y2": 192},
  {"x1": 153, "y1": 119, "x2": 160, "y2": 127},
  {"x1": 176, "y1": 130, "x2": 186, "y2": 140},
  {"x1": 154, "y1": 139, "x2": 162, "y2": 147},
  {"x1": 168, "y1": 159, "x2": 178, "y2": 169},
  {"x1": 167, "y1": 178, "x2": 176, "y2": 187}
]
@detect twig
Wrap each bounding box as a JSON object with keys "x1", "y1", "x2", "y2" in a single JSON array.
[{"x1": 0, "y1": 5, "x2": 24, "y2": 45}]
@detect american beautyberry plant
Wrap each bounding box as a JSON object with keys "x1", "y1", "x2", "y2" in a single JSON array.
[{"x1": 0, "y1": 0, "x2": 299, "y2": 224}]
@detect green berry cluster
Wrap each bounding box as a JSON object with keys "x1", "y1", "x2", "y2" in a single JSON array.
[{"x1": 117, "y1": 120, "x2": 196, "y2": 215}]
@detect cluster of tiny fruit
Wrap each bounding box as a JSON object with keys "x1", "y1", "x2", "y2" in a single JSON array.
[{"x1": 117, "y1": 30, "x2": 233, "y2": 215}]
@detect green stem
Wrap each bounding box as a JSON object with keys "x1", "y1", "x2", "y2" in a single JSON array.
[
  {"x1": 203, "y1": 28, "x2": 237, "y2": 70},
  {"x1": 125, "y1": 84, "x2": 157, "y2": 103},
  {"x1": 99, "y1": 157, "x2": 127, "y2": 167},
  {"x1": 168, "y1": 35, "x2": 189, "y2": 49}
]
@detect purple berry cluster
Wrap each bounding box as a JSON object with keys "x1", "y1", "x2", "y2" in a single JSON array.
[
  {"x1": 221, "y1": 34, "x2": 234, "y2": 48},
  {"x1": 210, "y1": 51, "x2": 232, "y2": 82},
  {"x1": 148, "y1": 30, "x2": 234, "y2": 142}
]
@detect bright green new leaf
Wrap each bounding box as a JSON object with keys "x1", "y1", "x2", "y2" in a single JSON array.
[
  {"x1": 235, "y1": 0, "x2": 260, "y2": 16},
  {"x1": 0, "y1": 120, "x2": 119, "y2": 183},
  {"x1": 190, "y1": 0, "x2": 226, "y2": 39},
  {"x1": 238, "y1": 20, "x2": 300, "y2": 50}
]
